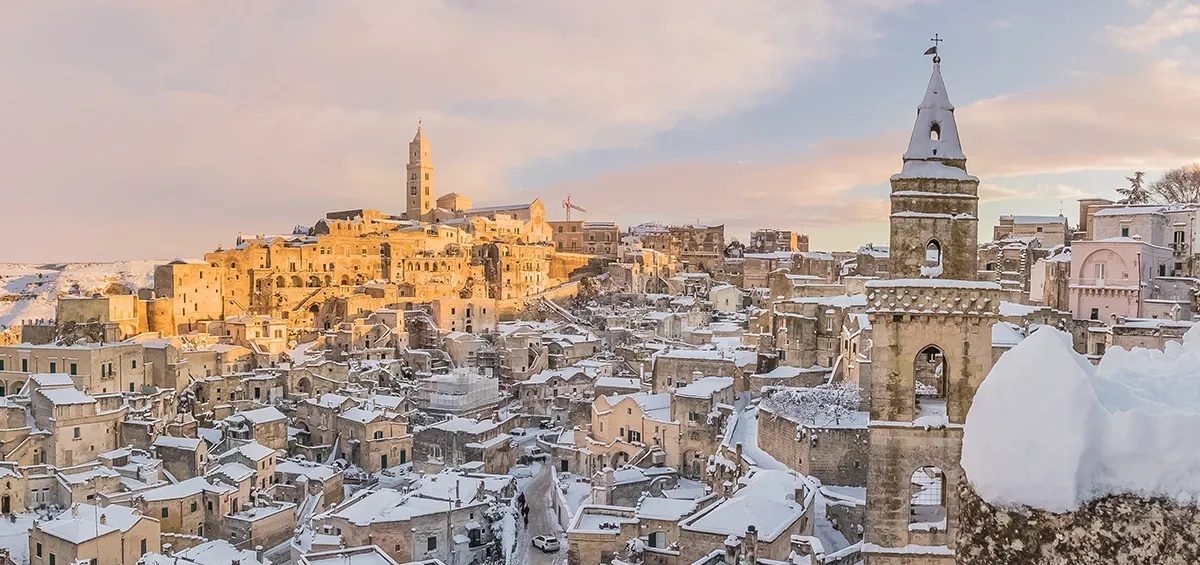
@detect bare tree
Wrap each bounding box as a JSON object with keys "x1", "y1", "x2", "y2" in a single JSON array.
[
  {"x1": 1116, "y1": 171, "x2": 1152, "y2": 204},
  {"x1": 760, "y1": 383, "x2": 861, "y2": 426},
  {"x1": 1151, "y1": 164, "x2": 1200, "y2": 204}
]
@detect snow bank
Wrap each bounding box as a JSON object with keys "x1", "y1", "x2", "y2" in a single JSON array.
[{"x1": 963, "y1": 326, "x2": 1200, "y2": 512}]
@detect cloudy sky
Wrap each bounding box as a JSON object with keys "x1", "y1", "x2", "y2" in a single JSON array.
[{"x1": 5, "y1": 0, "x2": 1200, "y2": 262}]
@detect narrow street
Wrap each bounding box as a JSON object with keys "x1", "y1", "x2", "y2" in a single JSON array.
[{"x1": 513, "y1": 463, "x2": 567, "y2": 565}]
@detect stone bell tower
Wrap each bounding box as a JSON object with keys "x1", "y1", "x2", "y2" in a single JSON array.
[
  {"x1": 862, "y1": 47, "x2": 1001, "y2": 565},
  {"x1": 888, "y1": 52, "x2": 980, "y2": 281},
  {"x1": 406, "y1": 122, "x2": 435, "y2": 222}
]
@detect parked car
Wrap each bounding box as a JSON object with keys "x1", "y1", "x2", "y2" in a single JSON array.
[
  {"x1": 532, "y1": 535, "x2": 561, "y2": 552},
  {"x1": 510, "y1": 427, "x2": 526, "y2": 437},
  {"x1": 524, "y1": 446, "x2": 548, "y2": 460}
]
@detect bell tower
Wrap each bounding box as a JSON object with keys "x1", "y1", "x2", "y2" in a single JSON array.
[
  {"x1": 862, "y1": 43, "x2": 1001, "y2": 565},
  {"x1": 406, "y1": 122, "x2": 435, "y2": 221},
  {"x1": 888, "y1": 47, "x2": 980, "y2": 281}
]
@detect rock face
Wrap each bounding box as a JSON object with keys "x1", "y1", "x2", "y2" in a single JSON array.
[{"x1": 957, "y1": 483, "x2": 1200, "y2": 565}]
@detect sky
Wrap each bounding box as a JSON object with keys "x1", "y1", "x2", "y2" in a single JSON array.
[{"x1": 6, "y1": 0, "x2": 1200, "y2": 262}]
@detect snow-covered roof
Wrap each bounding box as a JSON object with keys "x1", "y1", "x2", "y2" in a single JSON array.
[
  {"x1": 1002, "y1": 214, "x2": 1068, "y2": 225},
  {"x1": 39, "y1": 387, "x2": 95, "y2": 406},
  {"x1": 29, "y1": 373, "x2": 75, "y2": 387},
  {"x1": 681, "y1": 469, "x2": 810, "y2": 541},
  {"x1": 636, "y1": 497, "x2": 701, "y2": 521},
  {"x1": 227, "y1": 405, "x2": 286, "y2": 424},
  {"x1": 594, "y1": 377, "x2": 640, "y2": 391},
  {"x1": 153, "y1": 435, "x2": 202, "y2": 451},
  {"x1": 902, "y1": 62, "x2": 966, "y2": 162},
  {"x1": 891, "y1": 160, "x2": 977, "y2": 181},
  {"x1": 140, "y1": 476, "x2": 234, "y2": 501},
  {"x1": 219, "y1": 441, "x2": 275, "y2": 462},
  {"x1": 605, "y1": 392, "x2": 672, "y2": 422},
  {"x1": 210, "y1": 462, "x2": 255, "y2": 482},
  {"x1": 299, "y1": 546, "x2": 400, "y2": 565},
  {"x1": 39, "y1": 504, "x2": 145, "y2": 544},
  {"x1": 991, "y1": 322, "x2": 1025, "y2": 347},
  {"x1": 675, "y1": 376, "x2": 734, "y2": 399},
  {"x1": 276, "y1": 459, "x2": 338, "y2": 481},
  {"x1": 426, "y1": 417, "x2": 499, "y2": 435}
]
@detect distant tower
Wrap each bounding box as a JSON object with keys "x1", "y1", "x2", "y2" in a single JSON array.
[
  {"x1": 888, "y1": 49, "x2": 980, "y2": 280},
  {"x1": 407, "y1": 122, "x2": 435, "y2": 221}
]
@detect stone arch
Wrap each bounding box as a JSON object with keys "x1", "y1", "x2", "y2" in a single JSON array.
[
  {"x1": 909, "y1": 465, "x2": 947, "y2": 531},
  {"x1": 929, "y1": 121, "x2": 941, "y2": 141},
  {"x1": 296, "y1": 377, "x2": 311, "y2": 395},
  {"x1": 340, "y1": 275, "x2": 350, "y2": 286},
  {"x1": 914, "y1": 344, "x2": 947, "y2": 399},
  {"x1": 610, "y1": 451, "x2": 630, "y2": 468},
  {"x1": 7, "y1": 381, "x2": 21, "y2": 396},
  {"x1": 324, "y1": 275, "x2": 333, "y2": 286},
  {"x1": 308, "y1": 276, "x2": 321, "y2": 287},
  {"x1": 275, "y1": 275, "x2": 287, "y2": 287},
  {"x1": 354, "y1": 275, "x2": 365, "y2": 285},
  {"x1": 291, "y1": 275, "x2": 303, "y2": 287}
]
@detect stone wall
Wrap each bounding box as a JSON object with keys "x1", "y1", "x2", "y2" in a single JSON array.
[
  {"x1": 957, "y1": 482, "x2": 1200, "y2": 565},
  {"x1": 758, "y1": 407, "x2": 869, "y2": 488}
]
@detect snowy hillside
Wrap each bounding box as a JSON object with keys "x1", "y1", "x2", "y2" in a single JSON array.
[{"x1": 0, "y1": 261, "x2": 161, "y2": 327}]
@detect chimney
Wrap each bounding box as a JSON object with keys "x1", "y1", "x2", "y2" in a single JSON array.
[
  {"x1": 71, "y1": 504, "x2": 79, "y2": 517},
  {"x1": 745, "y1": 525, "x2": 759, "y2": 564},
  {"x1": 255, "y1": 545, "x2": 264, "y2": 562},
  {"x1": 163, "y1": 543, "x2": 173, "y2": 557},
  {"x1": 723, "y1": 536, "x2": 739, "y2": 563},
  {"x1": 99, "y1": 514, "x2": 107, "y2": 525}
]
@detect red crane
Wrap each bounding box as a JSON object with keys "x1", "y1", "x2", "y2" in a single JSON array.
[{"x1": 563, "y1": 195, "x2": 588, "y2": 222}]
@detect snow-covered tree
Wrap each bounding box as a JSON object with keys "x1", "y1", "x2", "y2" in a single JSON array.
[
  {"x1": 760, "y1": 383, "x2": 862, "y2": 426},
  {"x1": 1116, "y1": 171, "x2": 1153, "y2": 204}
]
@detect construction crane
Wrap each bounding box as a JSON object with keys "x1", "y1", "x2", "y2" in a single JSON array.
[{"x1": 563, "y1": 194, "x2": 588, "y2": 221}]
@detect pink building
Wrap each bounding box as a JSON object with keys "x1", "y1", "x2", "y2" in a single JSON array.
[{"x1": 1069, "y1": 237, "x2": 1174, "y2": 322}]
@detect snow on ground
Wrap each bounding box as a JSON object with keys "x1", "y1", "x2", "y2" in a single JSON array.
[
  {"x1": 557, "y1": 472, "x2": 592, "y2": 519},
  {"x1": 963, "y1": 325, "x2": 1200, "y2": 512},
  {"x1": 0, "y1": 261, "x2": 159, "y2": 327},
  {"x1": 0, "y1": 512, "x2": 35, "y2": 565},
  {"x1": 722, "y1": 393, "x2": 788, "y2": 471}
]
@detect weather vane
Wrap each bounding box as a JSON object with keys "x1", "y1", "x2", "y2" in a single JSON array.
[{"x1": 925, "y1": 33, "x2": 943, "y2": 64}]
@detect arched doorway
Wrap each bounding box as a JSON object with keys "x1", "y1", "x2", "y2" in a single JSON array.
[{"x1": 297, "y1": 377, "x2": 311, "y2": 395}]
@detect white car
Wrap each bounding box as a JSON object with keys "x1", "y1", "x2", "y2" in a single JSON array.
[
  {"x1": 524, "y1": 446, "x2": 548, "y2": 460},
  {"x1": 532, "y1": 535, "x2": 560, "y2": 552}
]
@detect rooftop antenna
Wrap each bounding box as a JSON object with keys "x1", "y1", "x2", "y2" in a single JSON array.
[{"x1": 925, "y1": 33, "x2": 943, "y2": 63}]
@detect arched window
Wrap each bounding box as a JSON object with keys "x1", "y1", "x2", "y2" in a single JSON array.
[
  {"x1": 910, "y1": 466, "x2": 947, "y2": 531},
  {"x1": 929, "y1": 121, "x2": 941, "y2": 141},
  {"x1": 922, "y1": 240, "x2": 943, "y2": 277},
  {"x1": 275, "y1": 276, "x2": 286, "y2": 287}
]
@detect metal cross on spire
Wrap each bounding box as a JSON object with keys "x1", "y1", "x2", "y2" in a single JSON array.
[{"x1": 925, "y1": 33, "x2": 943, "y2": 63}]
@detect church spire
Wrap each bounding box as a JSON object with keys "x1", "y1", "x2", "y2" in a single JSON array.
[
  {"x1": 902, "y1": 50, "x2": 966, "y2": 164},
  {"x1": 413, "y1": 118, "x2": 426, "y2": 143}
]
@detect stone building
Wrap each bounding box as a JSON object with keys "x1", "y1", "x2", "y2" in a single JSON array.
[
  {"x1": 861, "y1": 54, "x2": 1002, "y2": 565},
  {"x1": 551, "y1": 221, "x2": 621, "y2": 257},
  {"x1": 311, "y1": 471, "x2": 513, "y2": 565},
  {"x1": 749, "y1": 229, "x2": 807, "y2": 253},
  {"x1": 411, "y1": 417, "x2": 516, "y2": 475},
  {"x1": 991, "y1": 215, "x2": 1069, "y2": 248},
  {"x1": 757, "y1": 396, "x2": 869, "y2": 487},
  {"x1": 30, "y1": 503, "x2": 161, "y2": 565},
  {"x1": 223, "y1": 406, "x2": 288, "y2": 451},
  {"x1": 672, "y1": 376, "x2": 735, "y2": 479},
  {"x1": 0, "y1": 341, "x2": 147, "y2": 396}
]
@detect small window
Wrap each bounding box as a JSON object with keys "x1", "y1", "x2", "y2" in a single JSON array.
[
  {"x1": 190, "y1": 502, "x2": 197, "y2": 512},
  {"x1": 49, "y1": 362, "x2": 56, "y2": 373},
  {"x1": 427, "y1": 536, "x2": 438, "y2": 551},
  {"x1": 1122, "y1": 227, "x2": 1130, "y2": 237},
  {"x1": 35, "y1": 543, "x2": 41, "y2": 558},
  {"x1": 131, "y1": 360, "x2": 137, "y2": 369},
  {"x1": 70, "y1": 363, "x2": 77, "y2": 375},
  {"x1": 73, "y1": 427, "x2": 80, "y2": 439},
  {"x1": 1090, "y1": 308, "x2": 1100, "y2": 321},
  {"x1": 141, "y1": 539, "x2": 147, "y2": 554},
  {"x1": 161, "y1": 508, "x2": 168, "y2": 518}
]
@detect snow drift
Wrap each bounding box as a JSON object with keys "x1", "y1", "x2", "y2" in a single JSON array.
[{"x1": 962, "y1": 325, "x2": 1200, "y2": 512}]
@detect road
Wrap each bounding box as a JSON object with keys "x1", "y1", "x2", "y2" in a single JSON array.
[{"x1": 514, "y1": 463, "x2": 567, "y2": 565}]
